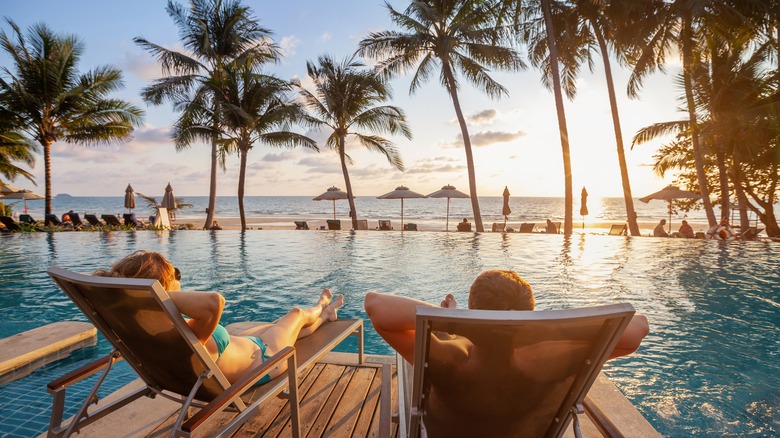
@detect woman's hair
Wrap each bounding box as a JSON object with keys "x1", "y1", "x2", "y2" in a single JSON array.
[
  {"x1": 468, "y1": 270, "x2": 535, "y2": 311},
  {"x1": 93, "y1": 250, "x2": 177, "y2": 290}
]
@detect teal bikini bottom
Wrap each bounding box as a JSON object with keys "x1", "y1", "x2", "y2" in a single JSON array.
[{"x1": 246, "y1": 335, "x2": 272, "y2": 385}]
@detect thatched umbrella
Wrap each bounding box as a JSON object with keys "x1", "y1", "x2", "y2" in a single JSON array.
[
  {"x1": 377, "y1": 185, "x2": 426, "y2": 230},
  {"x1": 427, "y1": 184, "x2": 469, "y2": 231},
  {"x1": 313, "y1": 186, "x2": 348, "y2": 220},
  {"x1": 580, "y1": 187, "x2": 589, "y2": 230},
  {"x1": 640, "y1": 185, "x2": 702, "y2": 233},
  {"x1": 124, "y1": 184, "x2": 136, "y2": 213}
]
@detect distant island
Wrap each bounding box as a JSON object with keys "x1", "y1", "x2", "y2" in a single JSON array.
[{"x1": 55, "y1": 193, "x2": 73, "y2": 198}]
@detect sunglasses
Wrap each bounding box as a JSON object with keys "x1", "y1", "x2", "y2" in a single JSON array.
[{"x1": 174, "y1": 267, "x2": 181, "y2": 281}]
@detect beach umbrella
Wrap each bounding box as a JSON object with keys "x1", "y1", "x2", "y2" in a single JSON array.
[
  {"x1": 427, "y1": 184, "x2": 469, "y2": 231},
  {"x1": 502, "y1": 186, "x2": 512, "y2": 229},
  {"x1": 124, "y1": 184, "x2": 136, "y2": 213},
  {"x1": 313, "y1": 186, "x2": 348, "y2": 220},
  {"x1": 640, "y1": 185, "x2": 702, "y2": 233},
  {"x1": 0, "y1": 182, "x2": 22, "y2": 215},
  {"x1": 3, "y1": 189, "x2": 44, "y2": 214},
  {"x1": 377, "y1": 185, "x2": 426, "y2": 230},
  {"x1": 161, "y1": 183, "x2": 177, "y2": 210},
  {"x1": 580, "y1": 187, "x2": 589, "y2": 230}
]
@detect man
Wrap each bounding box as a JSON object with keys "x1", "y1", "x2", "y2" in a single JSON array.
[
  {"x1": 653, "y1": 219, "x2": 669, "y2": 237},
  {"x1": 678, "y1": 220, "x2": 694, "y2": 238}
]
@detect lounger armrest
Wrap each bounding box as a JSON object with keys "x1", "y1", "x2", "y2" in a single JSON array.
[
  {"x1": 47, "y1": 352, "x2": 122, "y2": 392},
  {"x1": 181, "y1": 346, "x2": 296, "y2": 433}
]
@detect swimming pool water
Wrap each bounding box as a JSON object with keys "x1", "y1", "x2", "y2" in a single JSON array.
[{"x1": 0, "y1": 231, "x2": 778, "y2": 436}]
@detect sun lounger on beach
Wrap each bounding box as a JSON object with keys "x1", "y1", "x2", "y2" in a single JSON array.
[
  {"x1": 519, "y1": 223, "x2": 536, "y2": 233},
  {"x1": 390, "y1": 304, "x2": 635, "y2": 438},
  {"x1": 736, "y1": 226, "x2": 763, "y2": 240},
  {"x1": 19, "y1": 214, "x2": 38, "y2": 225},
  {"x1": 0, "y1": 216, "x2": 22, "y2": 232},
  {"x1": 354, "y1": 219, "x2": 369, "y2": 230},
  {"x1": 123, "y1": 213, "x2": 140, "y2": 228},
  {"x1": 102, "y1": 214, "x2": 122, "y2": 227},
  {"x1": 294, "y1": 220, "x2": 309, "y2": 230},
  {"x1": 84, "y1": 214, "x2": 102, "y2": 227},
  {"x1": 457, "y1": 221, "x2": 472, "y2": 232},
  {"x1": 69, "y1": 212, "x2": 85, "y2": 229},
  {"x1": 45, "y1": 214, "x2": 63, "y2": 227},
  {"x1": 404, "y1": 223, "x2": 418, "y2": 231},
  {"x1": 379, "y1": 220, "x2": 393, "y2": 231},
  {"x1": 46, "y1": 267, "x2": 365, "y2": 438},
  {"x1": 491, "y1": 222, "x2": 504, "y2": 232},
  {"x1": 326, "y1": 219, "x2": 341, "y2": 230},
  {"x1": 608, "y1": 224, "x2": 627, "y2": 236}
]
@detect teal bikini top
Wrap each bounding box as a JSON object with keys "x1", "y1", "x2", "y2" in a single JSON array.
[{"x1": 211, "y1": 324, "x2": 230, "y2": 358}]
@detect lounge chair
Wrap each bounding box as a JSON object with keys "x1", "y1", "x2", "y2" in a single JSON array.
[
  {"x1": 326, "y1": 219, "x2": 341, "y2": 230},
  {"x1": 379, "y1": 220, "x2": 393, "y2": 231},
  {"x1": 456, "y1": 222, "x2": 472, "y2": 232},
  {"x1": 737, "y1": 226, "x2": 763, "y2": 240},
  {"x1": 46, "y1": 267, "x2": 364, "y2": 438},
  {"x1": 19, "y1": 214, "x2": 37, "y2": 225},
  {"x1": 46, "y1": 214, "x2": 64, "y2": 227},
  {"x1": 354, "y1": 219, "x2": 369, "y2": 230},
  {"x1": 491, "y1": 222, "x2": 504, "y2": 232},
  {"x1": 70, "y1": 212, "x2": 85, "y2": 229},
  {"x1": 84, "y1": 214, "x2": 103, "y2": 227},
  {"x1": 123, "y1": 213, "x2": 140, "y2": 228},
  {"x1": 102, "y1": 214, "x2": 122, "y2": 227},
  {"x1": 404, "y1": 223, "x2": 418, "y2": 231},
  {"x1": 294, "y1": 221, "x2": 309, "y2": 230},
  {"x1": 0, "y1": 215, "x2": 22, "y2": 232},
  {"x1": 392, "y1": 304, "x2": 635, "y2": 438},
  {"x1": 519, "y1": 223, "x2": 536, "y2": 233},
  {"x1": 608, "y1": 224, "x2": 627, "y2": 236}
]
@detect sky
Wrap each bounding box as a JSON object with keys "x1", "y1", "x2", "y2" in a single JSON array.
[{"x1": 1, "y1": 0, "x2": 685, "y2": 199}]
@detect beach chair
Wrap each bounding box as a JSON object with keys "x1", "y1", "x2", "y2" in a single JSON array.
[
  {"x1": 101, "y1": 214, "x2": 122, "y2": 227},
  {"x1": 391, "y1": 304, "x2": 635, "y2": 438},
  {"x1": 608, "y1": 224, "x2": 627, "y2": 236},
  {"x1": 0, "y1": 215, "x2": 22, "y2": 232},
  {"x1": 123, "y1": 213, "x2": 140, "y2": 228},
  {"x1": 519, "y1": 223, "x2": 536, "y2": 233},
  {"x1": 546, "y1": 221, "x2": 561, "y2": 234},
  {"x1": 84, "y1": 214, "x2": 103, "y2": 227},
  {"x1": 736, "y1": 226, "x2": 763, "y2": 240},
  {"x1": 46, "y1": 214, "x2": 64, "y2": 227},
  {"x1": 379, "y1": 220, "x2": 393, "y2": 231},
  {"x1": 69, "y1": 212, "x2": 85, "y2": 229},
  {"x1": 326, "y1": 219, "x2": 341, "y2": 230},
  {"x1": 19, "y1": 214, "x2": 37, "y2": 225},
  {"x1": 46, "y1": 267, "x2": 364, "y2": 438},
  {"x1": 404, "y1": 223, "x2": 418, "y2": 231},
  {"x1": 354, "y1": 219, "x2": 369, "y2": 230},
  {"x1": 152, "y1": 207, "x2": 171, "y2": 229},
  {"x1": 294, "y1": 221, "x2": 309, "y2": 230},
  {"x1": 491, "y1": 222, "x2": 504, "y2": 232},
  {"x1": 456, "y1": 221, "x2": 472, "y2": 232}
]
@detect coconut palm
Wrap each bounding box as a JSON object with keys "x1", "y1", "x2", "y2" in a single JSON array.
[
  {"x1": 358, "y1": 0, "x2": 523, "y2": 233},
  {"x1": 295, "y1": 55, "x2": 411, "y2": 230},
  {"x1": 135, "y1": 0, "x2": 278, "y2": 229},
  {"x1": 199, "y1": 61, "x2": 318, "y2": 230},
  {"x1": 0, "y1": 122, "x2": 36, "y2": 184},
  {"x1": 0, "y1": 20, "x2": 143, "y2": 216}
]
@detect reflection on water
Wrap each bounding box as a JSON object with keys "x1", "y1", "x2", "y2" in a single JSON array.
[{"x1": 0, "y1": 231, "x2": 778, "y2": 436}]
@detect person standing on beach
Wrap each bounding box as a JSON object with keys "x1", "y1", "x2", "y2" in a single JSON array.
[{"x1": 653, "y1": 219, "x2": 669, "y2": 237}]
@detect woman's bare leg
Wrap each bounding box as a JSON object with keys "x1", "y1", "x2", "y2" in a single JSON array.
[{"x1": 239, "y1": 289, "x2": 333, "y2": 340}]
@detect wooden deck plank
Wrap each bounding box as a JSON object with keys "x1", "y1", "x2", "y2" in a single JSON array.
[
  {"x1": 323, "y1": 367, "x2": 378, "y2": 437},
  {"x1": 301, "y1": 365, "x2": 355, "y2": 438},
  {"x1": 350, "y1": 366, "x2": 384, "y2": 438}
]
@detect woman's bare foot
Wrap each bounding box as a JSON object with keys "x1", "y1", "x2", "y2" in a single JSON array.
[
  {"x1": 440, "y1": 294, "x2": 457, "y2": 308},
  {"x1": 318, "y1": 288, "x2": 333, "y2": 308},
  {"x1": 323, "y1": 294, "x2": 344, "y2": 322}
]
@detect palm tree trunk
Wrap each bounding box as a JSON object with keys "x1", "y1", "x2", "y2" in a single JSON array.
[
  {"x1": 238, "y1": 146, "x2": 248, "y2": 231},
  {"x1": 541, "y1": 0, "x2": 573, "y2": 235},
  {"x1": 339, "y1": 137, "x2": 358, "y2": 230},
  {"x1": 681, "y1": 17, "x2": 717, "y2": 226},
  {"x1": 442, "y1": 63, "x2": 484, "y2": 233},
  {"x1": 731, "y1": 159, "x2": 750, "y2": 230},
  {"x1": 714, "y1": 136, "x2": 730, "y2": 218},
  {"x1": 595, "y1": 25, "x2": 640, "y2": 236},
  {"x1": 204, "y1": 140, "x2": 218, "y2": 229},
  {"x1": 43, "y1": 139, "x2": 53, "y2": 218}
]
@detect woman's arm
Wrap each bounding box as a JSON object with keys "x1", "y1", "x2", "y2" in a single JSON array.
[{"x1": 169, "y1": 292, "x2": 225, "y2": 344}]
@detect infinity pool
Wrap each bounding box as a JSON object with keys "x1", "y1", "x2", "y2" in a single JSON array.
[{"x1": 0, "y1": 231, "x2": 778, "y2": 436}]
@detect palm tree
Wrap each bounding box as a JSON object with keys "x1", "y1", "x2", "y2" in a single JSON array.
[
  {"x1": 0, "y1": 123, "x2": 36, "y2": 184},
  {"x1": 0, "y1": 20, "x2": 143, "y2": 217},
  {"x1": 200, "y1": 61, "x2": 318, "y2": 230},
  {"x1": 358, "y1": 0, "x2": 523, "y2": 233},
  {"x1": 135, "y1": 0, "x2": 277, "y2": 229},
  {"x1": 295, "y1": 55, "x2": 410, "y2": 230}
]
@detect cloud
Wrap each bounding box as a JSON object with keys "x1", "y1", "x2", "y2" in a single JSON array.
[
  {"x1": 134, "y1": 125, "x2": 172, "y2": 144},
  {"x1": 460, "y1": 109, "x2": 499, "y2": 126},
  {"x1": 279, "y1": 35, "x2": 301, "y2": 61},
  {"x1": 122, "y1": 49, "x2": 163, "y2": 81},
  {"x1": 319, "y1": 32, "x2": 332, "y2": 43},
  {"x1": 441, "y1": 130, "x2": 526, "y2": 148},
  {"x1": 261, "y1": 151, "x2": 299, "y2": 162},
  {"x1": 405, "y1": 156, "x2": 466, "y2": 174}
]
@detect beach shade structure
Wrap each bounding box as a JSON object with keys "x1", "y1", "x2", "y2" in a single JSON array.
[
  {"x1": 502, "y1": 186, "x2": 512, "y2": 229},
  {"x1": 124, "y1": 184, "x2": 136, "y2": 213},
  {"x1": 427, "y1": 184, "x2": 469, "y2": 231},
  {"x1": 161, "y1": 183, "x2": 177, "y2": 210},
  {"x1": 313, "y1": 186, "x2": 348, "y2": 220},
  {"x1": 640, "y1": 185, "x2": 702, "y2": 233},
  {"x1": 377, "y1": 185, "x2": 426, "y2": 230},
  {"x1": 580, "y1": 187, "x2": 589, "y2": 230},
  {"x1": 3, "y1": 189, "x2": 44, "y2": 214},
  {"x1": 0, "y1": 182, "x2": 22, "y2": 216}
]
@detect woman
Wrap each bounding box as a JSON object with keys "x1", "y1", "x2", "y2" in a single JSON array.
[{"x1": 94, "y1": 250, "x2": 344, "y2": 385}]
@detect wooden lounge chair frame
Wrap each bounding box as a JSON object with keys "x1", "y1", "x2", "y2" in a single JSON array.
[
  {"x1": 294, "y1": 221, "x2": 309, "y2": 230},
  {"x1": 326, "y1": 219, "x2": 341, "y2": 230},
  {"x1": 46, "y1": 267, "x2": 364, "y2": 438},
  {"x1": 404, "y1": 223, "x2": 418, "y2": 231},
  {"x1": 46, "y1": 214, "x2": 64, "y2": 227},
  {"x1": 0, "y1": 215, "x2": 22, "y2": 231},
  {"x1": 354, "y1": 219, "x2": 369, "y2": 230},
  {"x1": 491, "y1": 222, "x2": 504, "y2": 232},
  {"x1": 101, "y1": 214, "x2": 122, "y2": 227},
  {"x1": 395, "y1": 304, "x2": 635, "y2": 438},
  {"x1": 519, "y1": 223, "x2": 536, "y2": 233},
  {"x1": 378, "y1": 220, "x2": 393, "y2": 231},
  {"x1": 608, "y1": 224, "x2": 627, "y2": 236},
  {"x1": 19, "y1": 214, "x2": 38, "y2": 225},
  {"x1": 84, "y1": 214, "x2": 103, "y2": 227}
]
